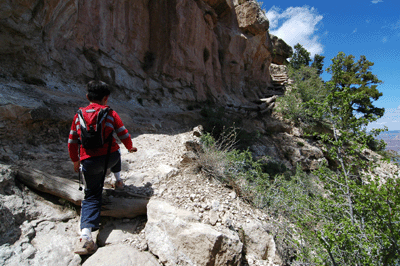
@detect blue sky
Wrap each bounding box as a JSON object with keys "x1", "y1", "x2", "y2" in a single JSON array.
[{"x1": 261, "y1": 0, "x2": 400, "y2": 131}]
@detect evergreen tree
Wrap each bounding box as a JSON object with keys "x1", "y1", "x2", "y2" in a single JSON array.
[
  {"x1": 326, "y1": 52, "x2": 384, "y2": 130},
  {"x1": 290, "y1": 43, "x2": 311, "y2": 69},
  {"x1": 311, "y1": 54, "x2": 325, "y2": 75}
]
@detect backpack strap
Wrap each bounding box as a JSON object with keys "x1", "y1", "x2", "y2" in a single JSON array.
[
  {"x1": 76, "y1": 108, "x2": 83, "y2": 190},
  {"x1": 76, "y1": 109, "x2": 85, "y2": 145}
]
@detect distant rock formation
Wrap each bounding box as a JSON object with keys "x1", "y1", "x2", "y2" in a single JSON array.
[{"x1": 376, "y1": 131, "x2": 400, "y2": 152}]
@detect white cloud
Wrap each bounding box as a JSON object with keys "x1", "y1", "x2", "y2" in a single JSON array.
[
  {"x1": 266, "y1": 6, "x2": 324, "y2": 57},
  {"x1": 371, "y1": 0, "x2": 383, "y2": 3}
]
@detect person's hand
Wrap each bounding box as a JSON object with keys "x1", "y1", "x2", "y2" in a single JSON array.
[
  {"x1": 129, "y1": 147, "x2": 137, "y2": 153},
  {"x1": 73, "y1": 161, "x2": 80, "y2": 173}
]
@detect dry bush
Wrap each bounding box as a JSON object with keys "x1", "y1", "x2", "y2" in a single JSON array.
[{"x1": 196, "y1": 129, "x2": 238, "y2": 182}]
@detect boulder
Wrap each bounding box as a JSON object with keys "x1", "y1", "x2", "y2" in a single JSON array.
[
  {"x1": 235, "y1": 1, "x2": 269, "y2": 35},
  {"x1": 145, "y1": 199, "x2": 243, "y2": 265},
  {"x1": 82, "y1": 244, "x2": 160, "y2": 266},
  {"x1": 270, "y1": 35, "x2": 293, "y2": 65},
  {"x1": 242, "y1": 220, "x2": 281, "y2": 264}
]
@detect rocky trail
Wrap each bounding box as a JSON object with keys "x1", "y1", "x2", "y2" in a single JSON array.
[{"x1": 0, "y1": 126, "x2": 282, "y2": 266}]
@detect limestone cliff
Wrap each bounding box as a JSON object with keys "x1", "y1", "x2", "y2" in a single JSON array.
[{"x1": 0, "y1": 0, "x2": 291, "y2": 106}]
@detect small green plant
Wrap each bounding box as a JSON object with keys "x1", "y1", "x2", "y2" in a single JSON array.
[
  {"x1": 297, "y1": 141, "x2": 305, "y2": 147},
  {"x1": 200, "y1": 132, "x2": 217, "y2": 149}
]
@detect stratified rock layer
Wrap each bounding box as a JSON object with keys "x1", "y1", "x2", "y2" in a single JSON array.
[{"x1": 0, "y1": 0, "x2": 291, "y2": 107}]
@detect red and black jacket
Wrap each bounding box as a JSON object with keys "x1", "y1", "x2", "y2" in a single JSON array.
[{"x1": 68, "y1": 103, "x2": 133, "y2": 162}]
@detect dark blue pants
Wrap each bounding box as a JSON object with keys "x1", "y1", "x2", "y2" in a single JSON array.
[{"x1": 80, "y1": 150, "x2": 121, "y2": 230}]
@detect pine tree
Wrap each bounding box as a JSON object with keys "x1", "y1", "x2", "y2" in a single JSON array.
[
  {"x1": 326, "y1": 52, "x2": 384, "y2": 130},
  {"x1": 311, "y1": 54, "x2": 325, "y2": 75},
  {"x1": 290, "y1": 43, "x2": 311, "y2": 69}
]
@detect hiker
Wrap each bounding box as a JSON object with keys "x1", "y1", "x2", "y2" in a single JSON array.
[{"x1": 68, "y1": 80, "x2": 137, "y2": 255}]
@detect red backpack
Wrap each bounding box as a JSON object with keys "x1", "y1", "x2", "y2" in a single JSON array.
[{"x1": 77, "y1": 107, "x2": 112, "y2": 149}]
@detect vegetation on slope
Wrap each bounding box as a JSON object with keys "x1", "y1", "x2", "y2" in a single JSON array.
[{"x1": 197, "y1": 44, "x2": 400, "y2": 265}]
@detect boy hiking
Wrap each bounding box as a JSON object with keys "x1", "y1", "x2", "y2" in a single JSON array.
[{"x1": 68, "y1": 80, "x2": 137, "y2": 255}]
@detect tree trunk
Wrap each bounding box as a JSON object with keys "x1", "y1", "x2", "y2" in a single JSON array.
[{"x1": 15, "y1": 168, "x2": 148, "y2": 218}]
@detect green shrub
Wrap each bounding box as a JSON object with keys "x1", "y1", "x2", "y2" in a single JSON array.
[
  {"x1": 196, "y1": 50, "x2": 399, "y2": 264},
  {"x1": 259, "y1": 159, "x2": 288, "y2": 179},
  {"x1": 262, "y1": 162, "x2": 400, "y2": 265},
  {"x1": 276, "y1": 65, "x2": 327, "y2": 126},
  {"x1": 198, "y1": 131, "x2": 270, "y2": 204}
]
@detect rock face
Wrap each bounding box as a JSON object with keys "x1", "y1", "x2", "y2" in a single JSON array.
[
  {"x1": 0, "y1": 0, "x2": 291, "y2": 107},
  {"x1": 242, "y1": 220, "x2": 281, "y2": 264},
  {"x1": 1, "y1": 2, "x2": 398, "y2": 266},
  {"x1": 270, "y1": 35, "x2": 293, "y2": 65},
  {"x1": 235, "y1": 1, "x2": 269, "y2": 35},
  {"x1": 145, "y1": 199, "x2": 243, "y2": 265}
]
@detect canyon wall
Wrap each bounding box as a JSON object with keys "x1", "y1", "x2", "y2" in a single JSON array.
[{"x1": 0, "y1": 0, "x2": 291, "y2": 108}]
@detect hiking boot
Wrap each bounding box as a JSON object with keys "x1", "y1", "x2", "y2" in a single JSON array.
[
  {"x1": 74, "y1": 237, "x2": 97, "y2": 255},
  {"x1": 115, "y1": 179, "x2": 124, "y2": 189}
]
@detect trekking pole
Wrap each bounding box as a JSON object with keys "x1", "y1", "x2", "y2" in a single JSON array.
[{"x1": 78, "y1": 143, "x2": 83, "y2": 191}]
